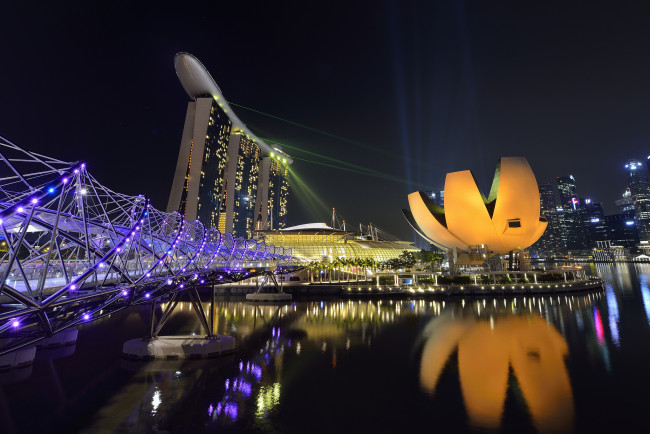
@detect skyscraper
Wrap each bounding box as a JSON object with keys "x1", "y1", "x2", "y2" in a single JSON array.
[
  {"x1": 625, "y1": 159, "x2": 650, "y2": 241},
  {"x1": 167, "y1": 53, "x2": 292, "y2": 238},
  {"x1": 531, "y1": 182, "x2": 562, "y2": 257},
  {"x1": 556, "y1": 175, "x2": 577, "y2": 209},
  {"x1": 555, "y1": 175, "x2": 585, "y2": 252},
  {"x1": 255, "y1": 155, "x2": 290, "y2": 231}
]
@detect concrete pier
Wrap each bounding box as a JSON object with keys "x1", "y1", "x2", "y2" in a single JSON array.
[
  {"x1": 0, "y1": 346, "x2": 36, "y2": 370},
  {"x1": 122, "y1": 335, "x2": 236, "y2": 360},
  {"x1": 36, "y1": 329, "x2": 78, "y2": 348}
]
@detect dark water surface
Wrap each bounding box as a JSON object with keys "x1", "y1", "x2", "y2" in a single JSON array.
[{"x1": 2, "y1": 263, "x2": 650, "y2": 433}]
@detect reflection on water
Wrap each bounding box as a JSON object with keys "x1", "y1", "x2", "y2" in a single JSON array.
[
  {"x1": 11, "y1": 264, "x2": 650, "y2": 432},
  {"x1": 419, "y1": 308, "x2": 573, "y2": 433}
]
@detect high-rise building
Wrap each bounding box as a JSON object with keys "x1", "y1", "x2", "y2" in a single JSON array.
[
  {"x1": 581, "y1": 199, "x2": 608, "y2": 248},
  {"x1": 605, "y1": 211, "x2": 639, "y2": 249},
  {"x1": 625, "y1": 159, "x2": 650, "y2": 241},
  {"x1": 255, "y1": 156, "x2": 290, "y2": 231},
  {"x1": 615, "y1": 188, "x2": 635, "y2": 213},
  {"x1": 531, "y1": 182, "x2": 562, "y2": 257},
  {"x1": 223, "y1": 133, "x2": 261, "y2": 238},
  {"x1": 168, "y1": 53, "x2": 292, "y2": 238},
  {"x1": 556, "y1": 175, "x2": 578, "y2": 209},
  {"x1": 555, "y1": 175, "x2": 586, "y2": 252}
]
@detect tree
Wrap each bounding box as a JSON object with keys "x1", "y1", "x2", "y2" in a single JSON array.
[{"x1": 399, "y1": 250, "x2": 416, "y2": 269}]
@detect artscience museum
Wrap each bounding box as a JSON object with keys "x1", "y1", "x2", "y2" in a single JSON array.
[{"x1": 404, "y1": 157, "x2": 547, "y2": 265}]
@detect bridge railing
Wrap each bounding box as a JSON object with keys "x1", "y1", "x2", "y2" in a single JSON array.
[{"x1": 0, "y1": 136, "x2": 296, "y2": 355}]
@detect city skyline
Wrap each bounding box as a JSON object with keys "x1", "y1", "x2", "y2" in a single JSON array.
[{"x1": 2, "y1": 2, "x2": 650, "y2": 240}]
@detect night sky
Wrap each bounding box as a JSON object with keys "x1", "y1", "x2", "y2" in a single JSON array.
[{"x1": 2, "y1": 1, "x2": 650, "y2": 241}]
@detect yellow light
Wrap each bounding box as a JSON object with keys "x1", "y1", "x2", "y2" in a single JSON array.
[
  {"x1": 270, "y1": 152, "x2": 275, "y2": 157},
  {"x1": 283, "y1": 158, "x2": 287, "y2": 163}
]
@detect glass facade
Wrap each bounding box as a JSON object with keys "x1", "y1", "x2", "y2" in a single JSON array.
[
  {"x1": 196, "y1": 101, "x2": 232, "y2": 230},
  {"x1": 556, "y1": 175, "x2": 577, "y2": 209},
  {"x1": 231, "y1": 135, "x2": 261, "y2": 239},
  {"x1": 267, "y1": 158, "x2": 289, "y2": 230},
  {"x1": 260, "y1": 230, "x2": 419, "y2": 263},
  {"x1": 625, "y1": 160, "x2": 650, "y2": 241}
]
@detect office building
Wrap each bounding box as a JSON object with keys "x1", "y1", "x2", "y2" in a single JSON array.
[
  {"x1": 625, "y1": 160, "x2": 650, "y2": 241},
  {"x1": 531, "y1": 182, "x2": 562, "y2": 257}
]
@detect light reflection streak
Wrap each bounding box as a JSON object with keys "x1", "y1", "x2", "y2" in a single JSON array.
[
  {"x1": 605, "y1": 285, "x2": 620, "y2": 346},
  {"x1": 593, "y1": 307, "x2": 605, "y2": 345},
  {"x1": 640, "y1": 276, "x2": 650, "y2": 324}
]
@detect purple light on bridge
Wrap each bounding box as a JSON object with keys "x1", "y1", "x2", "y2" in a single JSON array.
[
  {"x1": 144, "y1": 293, "x2": 151, "y2": 299},
  {"x1": 70, "y1": 284, "x2": 77, "y2": 290},
  {"x1": 12, "y1": 320, "x2": 19, "y2": 328},
  {"x1": 83, "y1": 314, "x2": 90, "y2": 320},
  {"x1": 62, "y1": 177, "x2": 68, "y2": 184},
  {"x1": 122, "y1": 290, "x2": 128, "y2": 296}
]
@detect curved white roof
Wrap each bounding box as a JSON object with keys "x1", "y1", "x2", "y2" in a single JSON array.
[
  {"x1": 281, "y1": 222, "x2": 342, "y2": 232},
  {"x1": 174, "y1": 52, "x2": 292, "y2": 164}
]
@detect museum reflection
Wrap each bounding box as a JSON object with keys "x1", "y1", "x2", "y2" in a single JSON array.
[{"x1": 418, "y1": 304, "x2": 575, "y2": 433}]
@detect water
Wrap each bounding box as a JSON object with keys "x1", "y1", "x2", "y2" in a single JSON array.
[{"x1": 2, "y1": 263, "x2": 650, "y2": 433}]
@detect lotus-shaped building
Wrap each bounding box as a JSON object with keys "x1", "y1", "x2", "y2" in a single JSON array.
[{"x1": 403, "y1": 157, "x2": 547, "y2": 260}]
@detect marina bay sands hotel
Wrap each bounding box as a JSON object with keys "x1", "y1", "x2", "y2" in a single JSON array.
[{"x1": 167, "y1": 53, "x2": 291, "y2": 238}]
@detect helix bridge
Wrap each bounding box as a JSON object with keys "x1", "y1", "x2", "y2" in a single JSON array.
[{"x1": 0, "y1": 136, "x2": 296, "y2": 357}]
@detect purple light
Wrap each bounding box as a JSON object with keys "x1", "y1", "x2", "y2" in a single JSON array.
[
  {"x1": 17, "y1": 207, "x2": 24, "y2": 213},
  {"x1": 81, "y1": 163, "x2": 86, "y2": 168},
  {"x1": 12, "y1": 320, "x2": 19, "y2": 328},
  {"x1": 208, "y1": 404, "x2": 214, "y2": 417},
  {"x1": 122, "y1": 290, "x2": 128, "y2": 296},
  {"x1": 167, "y1": 279, "x2": 172, "y2": 285},
  {"x1": 179, "y1": 284, "x2": 185, "y2": 289},
  {"x1": 116, "y1": 247, "x2": 121, "y2": 252},
  {"x1": 224, "y1": 403, "x2": 238, "y2": 419},
  {"x1": 31, "y1": 198, "x2": 38, "y2": 204},
  {"x1": 74, "y1": 169, "x2": 79, "y2": 174},
  {"x1": 83, "y1": 313, "x2": 90, "y2": 320},
  {"x1": 146, "y1": 273, "x2": 151, "y2": 277},
  {"x1": 144, "y1": 293, "x2": 151, "y2": 299},
  {"x1": 70, "y1": 284, "x2": 77, "y2": 290},
  {"x1": 200, "y1": 279, "x2": 205, "y2": 284},
  {"x1": 62, "y1": 177, "x2": 68, "y2": 184}
]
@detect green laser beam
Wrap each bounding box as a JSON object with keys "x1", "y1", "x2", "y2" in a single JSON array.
[
  {"x1": 228, "y1": 100, "x2": 429, "y2": 168},
  {"x1": 290, "y1": 155, "x2": 434, "y2": 190},
  {"x1": 287, "y1": 166, "x2": 331, "y2": 217},
  {"x1": 262, "y1": 137, "x2": 394, "y2": 179}
]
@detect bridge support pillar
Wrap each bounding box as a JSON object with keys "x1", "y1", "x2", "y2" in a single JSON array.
[
  {"x1": 246, "y1": 270, "x2": 292, "y2": 302},
  {"x1": 122, "y1": 286, "x2": 236, "y2": 360}
]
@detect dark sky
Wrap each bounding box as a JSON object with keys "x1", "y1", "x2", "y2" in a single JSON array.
[{"x1": 2, "y1": 1, "x2": 650, "y2": 242}]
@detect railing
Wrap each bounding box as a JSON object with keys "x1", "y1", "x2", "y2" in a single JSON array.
[{"x1": 0, "y1": 136, "x2": 295, "y2": 355}]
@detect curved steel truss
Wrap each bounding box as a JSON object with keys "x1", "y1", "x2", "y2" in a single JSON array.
[{"x1": 0, "y1": 136, "x2": 294, "y2": 355}]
